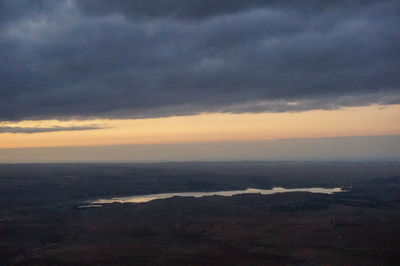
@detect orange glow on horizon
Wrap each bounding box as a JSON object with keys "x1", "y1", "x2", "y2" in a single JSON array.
[{"x1": 1, "y1": 104, "x2": 400, "y2": 149}]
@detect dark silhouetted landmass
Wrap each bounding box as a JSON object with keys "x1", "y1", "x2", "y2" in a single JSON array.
[{"x1": 1, "y1": 162, "x2": 400, "y2": 265}]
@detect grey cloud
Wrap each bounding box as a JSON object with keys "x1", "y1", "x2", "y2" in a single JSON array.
[
  {"x1": 0, "y1": 0, "x2": 399, "y2": 121},
  {"x1": 74, "y1": 0, "x2": 376, "y2": 21},
  {"x1": 0, "y1": 125, "x2": 104, "y2": 134},
  {"x1": 0, "y1": 0, "x2": 61, "y2": 27}
]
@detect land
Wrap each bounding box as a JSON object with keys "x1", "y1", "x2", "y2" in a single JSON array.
[{"x1": 1, "y1": 162, "x2": 400, "y2": 265}]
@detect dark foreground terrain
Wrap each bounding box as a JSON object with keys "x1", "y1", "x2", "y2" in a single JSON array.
[{"x1": 1, "y1": 162, "x2": 400, "y2": 265}]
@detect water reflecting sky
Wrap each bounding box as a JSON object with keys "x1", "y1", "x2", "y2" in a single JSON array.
[{"x1": 89, "y1": 187, "x2": 344, "y2": 204}]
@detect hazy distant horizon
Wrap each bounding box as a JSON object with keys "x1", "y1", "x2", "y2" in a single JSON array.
[{"x1": 1, "y1": 135, "x2": 399, "y2": 163}]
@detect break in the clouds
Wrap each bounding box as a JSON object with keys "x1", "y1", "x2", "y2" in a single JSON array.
[
  {"x1": 0, "y1": 125, "x2": 103, "y2": 134},
  {"x1": 0, "y1": 0, "x2": 399, "y2": 121}
]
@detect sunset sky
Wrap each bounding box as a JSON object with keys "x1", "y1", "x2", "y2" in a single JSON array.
[{"x1": 0, "y1": 0, "x2": 399, "y2": 162}]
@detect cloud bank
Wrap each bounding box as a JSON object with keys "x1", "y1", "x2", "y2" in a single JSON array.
[{"x1": 0, "y1": 0, "x2": 399, "y2": 121}]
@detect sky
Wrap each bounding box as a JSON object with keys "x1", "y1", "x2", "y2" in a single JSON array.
[{"x1": 0, "y1": 0, "x2": 399, "y2": 162}]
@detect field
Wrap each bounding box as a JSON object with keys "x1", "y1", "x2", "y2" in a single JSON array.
[{"x1": 1, "y1": 162, "x2": 400, "y2": 265}]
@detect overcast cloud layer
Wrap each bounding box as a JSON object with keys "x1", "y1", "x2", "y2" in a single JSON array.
[{"x1": 0, "y1": 0, "x2": 399, "y2": 121}]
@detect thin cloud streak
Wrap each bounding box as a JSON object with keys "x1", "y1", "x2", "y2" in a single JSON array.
[{"x1": 0, "y1": 125, "x2": 105, "y2": 134}]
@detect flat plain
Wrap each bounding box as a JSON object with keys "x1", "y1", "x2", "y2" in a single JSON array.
[{"x1": 1, "y1": 162, "x2": 400, "y2": 265}]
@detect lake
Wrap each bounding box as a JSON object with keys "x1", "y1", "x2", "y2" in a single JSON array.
[{"x1": 87, "y1": 187, "x2": 345, "y2": 204}]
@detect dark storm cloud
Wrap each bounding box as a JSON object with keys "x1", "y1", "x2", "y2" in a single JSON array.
[
  {"x1": 0, "y1": 0, "x2": 399, "y2": 121},
  {"x1": 0, "y1": 125, "x2": 104, "y2": 134},
  {"x1": 75, "y1": 0, "x2": 376, "y2": 20},
  {"x1": 0, "y1": 0, "x2": 60, "y2": 26}
]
